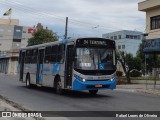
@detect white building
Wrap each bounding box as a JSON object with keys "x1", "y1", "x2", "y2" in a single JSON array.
[{"x1": 102, "y1": 30, "x2": 143, "y2": 57}]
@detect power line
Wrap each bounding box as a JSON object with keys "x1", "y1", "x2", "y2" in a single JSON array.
[
  {"x1": 0, "y1": 0, "x2": 147, "y2": 40},
  {"x1": 1, "y1": 0, "x2": 145, "y2": 33}
]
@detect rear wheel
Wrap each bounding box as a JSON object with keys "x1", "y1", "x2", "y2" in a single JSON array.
[
  {"x1": 89, "y1": 90, "x2": 98, "y2": 95},
  {"x1": 26, "y1": 74, "x2": 33, "y2": 88},
  {"x1": 26, "y1": 74, "x2": 31, "y2": 88},
  {"x1": 55, "y1": 77, "x2": 63, "y2": 95}
]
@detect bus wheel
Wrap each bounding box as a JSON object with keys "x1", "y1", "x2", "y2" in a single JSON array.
[
  {"x1": 89, "y1": 90, "x2": 98, "y2": 95},
  {"x1": 26, "y1": 74, "x2": 31, "y2": 88},
  {"x1": 55, "y1": 78, "x2": 63, "y2": 95}
]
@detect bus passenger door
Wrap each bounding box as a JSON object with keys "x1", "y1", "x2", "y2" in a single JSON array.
[
  {"x1": 65, "y1": 45, "x2": 74, "y2": 88},
  {"x1": 37, "y1": 49, "x2": 44, "y2": 86}
]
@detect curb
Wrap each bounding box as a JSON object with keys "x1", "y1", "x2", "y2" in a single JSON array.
[{"x1": 137, "y1": 89, "x2": 160, "y2": 96}]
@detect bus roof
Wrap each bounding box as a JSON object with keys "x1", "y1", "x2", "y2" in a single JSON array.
[{"x1": 20, "y1": 37, "x2": 114, "y2": 50}]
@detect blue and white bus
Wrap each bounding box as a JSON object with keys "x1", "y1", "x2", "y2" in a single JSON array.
[{"x1": 18, "y1": 38, "x2": 116, "y2": 95}]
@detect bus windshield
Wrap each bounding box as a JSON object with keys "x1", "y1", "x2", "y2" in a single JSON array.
[{"x1": 74, "y1": 47, "x2": 115, "y2": 71}]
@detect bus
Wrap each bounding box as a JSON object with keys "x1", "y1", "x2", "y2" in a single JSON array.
[{"x1": 18, "y1": 37, "x2": 116, "y2": 95}]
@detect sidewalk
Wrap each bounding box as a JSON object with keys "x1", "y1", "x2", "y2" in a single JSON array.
[
  {"x1": 117, "y1": 84, "x2": 160, "y2": 96},
  {"x1": 0, "y1": 96, "x2": 68, "y2": 120},
  {"x1": 0, "y1": 99, "x2": 35, "y2": 120}
]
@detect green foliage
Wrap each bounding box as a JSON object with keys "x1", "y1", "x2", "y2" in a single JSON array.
[
  {"x1": 136, "y1": 43, "x2": 145, "y2": 62},
  {"x1": 146, "y1": 54, "x2": 160, "y2": 72},
  {"x1": 116, "y1": 51, "x2": 143, "y2": 83},
  {"x1": 136, "y1": 43, "x2": 160, "y2": 73},
  {"x1": 28, "y1": 29, "x2": 58, "y2": 46},
  {"x1": 126, "y1": 55, "x2": 142, "y2": 72},
  {"x1": 130, "y1": 70, "x2": 142, "y2": 77},
  {"x1": 136, "y1": 43, "x2": 145, "y2": 74}
]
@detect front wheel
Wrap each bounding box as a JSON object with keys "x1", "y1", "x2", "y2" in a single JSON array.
[{"x1": 89, "y1": 90, "x2": 98, "y2": 95}]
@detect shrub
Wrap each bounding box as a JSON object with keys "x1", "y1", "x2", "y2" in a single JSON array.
[{"x1": 130, "y1": 70, "x2": 142, "y2": 77}]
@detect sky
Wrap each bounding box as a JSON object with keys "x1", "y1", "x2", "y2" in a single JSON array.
[{"x1": 0, "y1": 0, "x2": 146, "y2": 38}]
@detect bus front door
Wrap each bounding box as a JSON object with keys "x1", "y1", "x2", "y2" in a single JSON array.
[
  {"x1": 37, "y1": 49, "x2": 44, "y2": 86},
  {"x1": 65, "y1": 45, "x2": 74, "y2": 88}
]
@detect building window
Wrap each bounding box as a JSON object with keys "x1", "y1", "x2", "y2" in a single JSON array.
[
  {"x1": 122, "y1": 45, "x2": 125, "y2": 49},
  {"x1": 126, "y1": 35, "x2": 129, "y2": 38},
  {"x1": 151, "y1": 15, "x2": 160, "y2": 30},
  {"x1": 118, "y1": 35, "x2": 121, "y2": 39},
  {"x1": 16, "y1": 29, "x2": 21, "y2": 32},
  {"x1": 106, "y1": 36, "x2": 109, "y2": 39},
  {"x1": 137, "y1": 35, "x2": 141, "y2": 39},
  {"x1": 130, "y1": 35, "x2": 133, "y2": 39},
  {"x1": 110, "y1": 36, "x2": 113, "y2": 40},
  {"x1": 118, "y1": 45, "x2": 121, "y2": 50},
  {"x1": 133, "y1": 36, "x2": 138, "y2": 39},
  {"x1": 114, "y1": 36, "x2": 117, "y2": 40}
]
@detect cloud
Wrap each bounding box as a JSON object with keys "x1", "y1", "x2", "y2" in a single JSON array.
[{"x1": 0, "y1": 0, "x2": 145, "y2": 37}]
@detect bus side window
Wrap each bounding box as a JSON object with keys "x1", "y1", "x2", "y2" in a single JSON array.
[
  {"x1": 25, "y1": 50, "x2": 31, "y2": 64},
  {"x1": 51, "y1": 45, "x2": 58, "y2": 63},
  {"x1": 58, "y1": 44, "x2": 65, "y2": 63},
  {"x1": 32, "y1": 49, "x2": 38, "y2": 63},
  {"x1": 45, "y1": 46, "x2": 52, "y2": 63}
]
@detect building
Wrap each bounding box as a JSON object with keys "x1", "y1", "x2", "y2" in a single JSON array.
[
  {"x1": 138, "y1": 0, "x2": 160, "y2": 76},
  {"x1": 0, "y1": 19, "x2": 19, "y2": 26},
  {"x1": 102, "y1": 30, "x2": 143, "y2": 57},
  {"x1": 138, "y1": 0, "x2": 160, "y2": 40},
  {"x1": 0, "y1": 18, "x2": 35, "y2": 74}
]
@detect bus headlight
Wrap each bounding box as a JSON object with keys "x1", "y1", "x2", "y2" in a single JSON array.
[
  {"x1": 111, "y1": 77, "x2": 114, "y2": 81},
  {"x1": 111, "y1": 74, "x2": 116, "y2": 81},
  {"x1": 111, "y1": 75, "x2": 116, "y2": 81},
  {"x1": 74, "y1": 74, "x2": 86, "y2": 82}
]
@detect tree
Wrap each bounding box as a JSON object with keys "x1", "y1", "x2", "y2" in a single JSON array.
[
  {"x1": 28, "y1": 29, "x2": 58, "y2": 46},
  {"x1": 136, "y1": 43, "x2": 145, "y2": 62},
  {"x1": 117, "y1": 51, "x2": 142, "y2": 84},
  {"x1": 136, "y1": 43, "x2": 145, "y2": 74},
  {"x1": 136, "y1": 43, "x2": 160, "y2": 74},
  {"x1": 116, "y1": 51, "x2": 130, "y2": 83}
]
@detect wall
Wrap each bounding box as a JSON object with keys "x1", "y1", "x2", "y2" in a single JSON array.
[
  {"x1": 0, "y1": 25, "x2": 14, "y2": 52},
  {"x1": 0, "y1": 19, "x2": 19, "y2": 26},
  {"x1": 146, "y1": 7, "x2": 160, "y2": 39}
]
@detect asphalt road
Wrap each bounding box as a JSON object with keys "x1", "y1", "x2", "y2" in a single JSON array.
[{"x1": 0, "y1": 74, "x2": 160, "y2": 119}]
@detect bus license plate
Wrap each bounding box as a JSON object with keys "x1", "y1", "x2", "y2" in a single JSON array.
[{"x1": 95, "y1": 84, "x2": 102, "y2": 88}]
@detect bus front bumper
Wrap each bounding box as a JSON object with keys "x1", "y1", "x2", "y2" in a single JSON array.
[{"x1": 72, "y1": 78, "x2": 116, "y2": 90}]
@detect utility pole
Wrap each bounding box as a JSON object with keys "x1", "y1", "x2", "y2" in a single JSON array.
[{"x1": 64, "y1": 17, "x2": 68, "y2": 39}]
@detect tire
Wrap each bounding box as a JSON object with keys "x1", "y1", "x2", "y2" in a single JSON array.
[
  {"x1": 89, "y1": 90, "x2": 98, "y2": 95},
  {"x1": 26, "y1": 74, "x2": 32, "y2": 88},
  {"x1": 55, "y1": 77, "x2": 63, "y2": 95}
]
